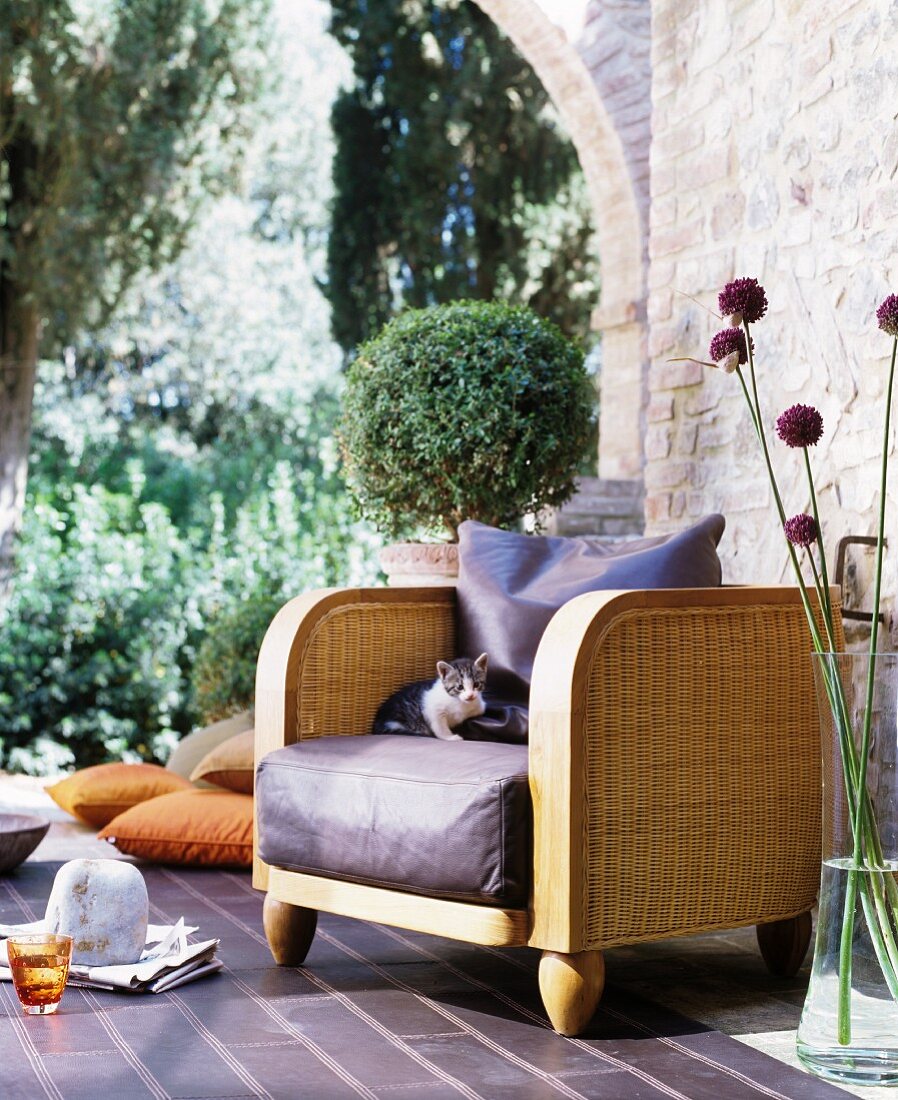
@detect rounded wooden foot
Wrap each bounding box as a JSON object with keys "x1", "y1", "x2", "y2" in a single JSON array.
[
  {"x1": 756, "y1": 911, "x2": 812, "y2": 977},
  {"x1": 538, "y1": 950, "x2": 605, "y2": 1036},
  {"x1": 263, "y1": 894, "x2": 318, "y2": 966}
]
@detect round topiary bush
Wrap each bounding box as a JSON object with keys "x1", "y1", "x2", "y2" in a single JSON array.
[{"x1": 339, "y1": 300, "x2": 594, "y2": 538}]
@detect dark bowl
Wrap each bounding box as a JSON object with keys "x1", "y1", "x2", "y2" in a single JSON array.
[{"x1": 0, "y1": 813, "x2": 50, "y2": 873}]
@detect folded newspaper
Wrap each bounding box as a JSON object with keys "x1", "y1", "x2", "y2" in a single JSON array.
[{"x1": 0, "y1": 918, "x2": 222, "y2": 994}]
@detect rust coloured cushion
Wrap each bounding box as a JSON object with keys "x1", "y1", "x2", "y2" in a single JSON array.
[
  {"x1": 46, "y1": 763, "x2": 193, "y2": 828},
  {"x1": 190, "y1": 728, "x2": 255, "y2": 794},
  {"x1": 97, "y1": 789, "x2": 253, "y2": 867}
]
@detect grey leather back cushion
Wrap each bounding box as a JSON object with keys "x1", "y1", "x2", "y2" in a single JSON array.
[
  {"x1": 456, "y1": 515, "x2": 726, "y2": 742},
  {"x1": 257, "y1": 735, "x2": 530, "y2": 906}
]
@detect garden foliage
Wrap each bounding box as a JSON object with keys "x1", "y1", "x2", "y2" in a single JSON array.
[
  {"x1": 0, "y1": 0, "x2": 273, "y2": 586},
  {"x1": 0, "y1": 1, "x2": 374, "y2": 772}
]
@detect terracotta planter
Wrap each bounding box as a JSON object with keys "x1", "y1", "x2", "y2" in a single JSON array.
[{"x1": 378, "y1": 542, "x2": 459, "y2": 587}]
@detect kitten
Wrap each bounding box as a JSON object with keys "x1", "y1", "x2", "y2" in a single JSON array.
[{"x1": 372, "y1": 654, "x2": 488, "y2": 741}]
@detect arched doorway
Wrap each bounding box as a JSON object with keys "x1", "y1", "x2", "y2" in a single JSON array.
[{"x1": 471, "y1": 0, "x2": 649, "y2": 493}]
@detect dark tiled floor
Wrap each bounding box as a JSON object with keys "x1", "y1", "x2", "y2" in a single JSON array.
[{"x1": 0, "y1": 863, "x2": 853, "y2": 1100}]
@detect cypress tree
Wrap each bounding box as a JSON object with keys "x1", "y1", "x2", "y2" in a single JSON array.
[{"x1": 326, "y1": 0, "x2": 599, "y2": 352}]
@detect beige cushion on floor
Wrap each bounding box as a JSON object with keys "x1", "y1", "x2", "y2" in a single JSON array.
[
  {"x1": 166, "y1": 711, "x2": 254, "y2": 786},
  {"x1": 190, "y1": 728, "x2": 254, "y2": 794}
]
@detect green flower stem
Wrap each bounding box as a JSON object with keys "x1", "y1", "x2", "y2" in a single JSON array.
[
  {"x1": 807, "y1": 553, "x2": 830, "y2": 642},
  {"x1": 736, "y1": 367, "x2": 762, "y2": 439},
  {"x1": 803, "y1": 448, "x2": 836, "y2": 648},
  {"x1": 738, "y1": 324, "x2": 898, "y2": 1045},
  {"x1": 855, "y1": 335, "x2": 896, "y2": 814},
  {"x1": 828, "y1": 662, "x2": 898, "y2": 941},
  {"x1": 737, "y1": 344, "x2": 826, "y2": 655},
  {"x1": 838, "y1": 863, "x2": 898, "y2": 1045},
  {"x1": 834, "y1": 336, "x2": 898, "y2": 1044},
  {"x1": 818, "y1": 663, "x2": 898, "y2": 923},
  {"x1": 862, "y1": 786, "x2": 898, "y2": 908},
  {"x1": 743, "y1": 322, "x2": 788, "y2": 524},
  {"x1": 866, "y1": 869, "x2": 898, "y2": 985},
  {"x1": 838, "y1": 871, "x2": 859, "y2": 1042}
]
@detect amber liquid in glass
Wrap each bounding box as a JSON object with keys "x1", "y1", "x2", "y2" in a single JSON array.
[{"x1": 9, "y1": 952, "x2": 70, "y2": 1012}]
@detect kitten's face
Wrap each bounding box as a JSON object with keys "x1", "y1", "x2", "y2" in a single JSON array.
[{"x1": 436, "y1": 654, "x2": 488, "y2": 703}]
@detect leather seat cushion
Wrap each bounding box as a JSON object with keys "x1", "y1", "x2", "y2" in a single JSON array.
[{"x1": 256, "y1": 735, "x2": 530, "y2": 906}]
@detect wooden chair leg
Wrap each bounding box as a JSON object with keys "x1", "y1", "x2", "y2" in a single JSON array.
[
  {"x1": 756, "y1": 911, "x2": 813, "y2": 977},
  {"x1": 263, "y1": 894, "x2": 318, "y2": 966},
  {"x1": 538, "y1": 950, "x2": 605, "y2": 1036}
]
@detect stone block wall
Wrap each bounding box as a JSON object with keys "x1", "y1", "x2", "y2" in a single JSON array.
[
  {"x1": 648, "y1": 0, "x2": 898, "y2": 636},
  {"x1": 468, "y1": 0, "x2": 896, "y2": 635},
  {"x1": 548, "y1": 477, "x2": 645, "y2": 537}
]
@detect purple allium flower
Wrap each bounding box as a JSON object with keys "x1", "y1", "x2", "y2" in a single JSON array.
[
  {"x1": 776, "y1": 404, "x2": 824, "y2": 448},
  {"x1": 709, "y1": 328, "x2": 749, "y2": 366},
  {"x1": 784, "y1": 513, "x2": 819, "y2": 548},
  {"x1": 718, "y1": 277, "x2": 768, "y2": 324},
  {"x1": 876, "y1": 294, "x2": 898, "y2": 337}
]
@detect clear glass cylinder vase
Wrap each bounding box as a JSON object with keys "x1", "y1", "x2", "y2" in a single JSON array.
[{"x1": 797, "y1": 652, "x2": 898, "y2": 1086}]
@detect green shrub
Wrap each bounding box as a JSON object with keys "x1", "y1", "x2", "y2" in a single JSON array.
[
  {"x1": 339, "y1": 300, "x2": 594, "y2": 538},
  {"x1": 0, "y1": 488, "x2": 196, "y2": 773},
  {"x1": 191, "y1": 594, "x2": 285, "y2": 724},
  {"x1": 0, "y1": 449, "x2": 379, "y2": 772}
]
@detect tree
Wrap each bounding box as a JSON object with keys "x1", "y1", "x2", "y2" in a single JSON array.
[
  {"x1": 326, "y1": 0, "x2": 600, "y2": 352},
  {"x1": 0, "y1": 0, "x2": 270, "y2": 589},
  {"x1": 27, "y1": 0, "x2": 354, "y2": 541},
  {"x1": 0, "y1": 0, "x2": 381, "y2": 771},
  {"x1": 340, "y1": 300, "x2": 593, "y2": 538}
]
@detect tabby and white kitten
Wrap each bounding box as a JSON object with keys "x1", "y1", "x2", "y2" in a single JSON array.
[{"x1": 371, "y1": 654, "x2": 488, "y2": 740}]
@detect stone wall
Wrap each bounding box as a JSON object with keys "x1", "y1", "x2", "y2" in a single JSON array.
[
  {"x1": 647, "y1": 0, "x2": 898, "y2": 638},
  {"x1": 548, "y1": 477, "x2": 645, "y2": 537},
  {"x1": 468, "y1": 0, "x2": 896, "y2": 635}
]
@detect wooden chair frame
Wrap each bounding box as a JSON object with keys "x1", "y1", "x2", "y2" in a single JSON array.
[{"x1": 253, "y1": 585, "x2": 838, "y2": 1035}]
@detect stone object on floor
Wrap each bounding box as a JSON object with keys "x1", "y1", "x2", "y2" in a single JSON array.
[
  {"x1": 45, "y1": 858, "x2": 148, "y2": 965},
  {"x1": 0, "y1": 812, "x2": 50, "y2": 873}
]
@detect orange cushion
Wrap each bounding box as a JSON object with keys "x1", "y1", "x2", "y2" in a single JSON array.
[
  {"x1": 190, "y1": 728, "x2": 254, "y2": 794},
  {"x1": 46, "y1": 763, "x2": 193, "y2": 828},
  {"x1": 97, "y1": 790, "x2": 253, "y2": 867}
]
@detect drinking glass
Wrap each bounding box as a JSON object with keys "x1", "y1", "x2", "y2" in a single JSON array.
[{"x1": 6, "y1": 933, "x2": 73, "y2": 1015}]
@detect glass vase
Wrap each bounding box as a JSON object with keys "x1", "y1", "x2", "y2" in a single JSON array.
[{"x1": 797, "y1": 652, "x2": 898, "y2": 1086}]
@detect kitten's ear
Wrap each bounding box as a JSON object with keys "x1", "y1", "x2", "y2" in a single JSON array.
[
  {"x1": 474, "y1": 653, "x2": 488, "y2": 672},
  {"x1": 436, "y1": 661, "x2": 452, "y2": 679}
]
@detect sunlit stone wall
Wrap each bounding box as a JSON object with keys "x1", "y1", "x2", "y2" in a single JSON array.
[
  {"x1": 646, "y1": 0, "x2": 898, "y2": 637},
  {"x1": 470, "y1": 0, "x2": 896, "y2": 636}
]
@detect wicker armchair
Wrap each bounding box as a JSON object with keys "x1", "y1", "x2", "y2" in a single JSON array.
[{"x1": 253, "y1": 585, "x2": 839, "y2": 1036}]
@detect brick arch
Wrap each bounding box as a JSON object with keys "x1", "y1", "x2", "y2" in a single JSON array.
[{"x1": 470, "y1": 0, "x2": 650, "y2": 484}]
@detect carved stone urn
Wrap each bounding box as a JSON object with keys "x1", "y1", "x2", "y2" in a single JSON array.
[{"x1": 378, "y1": 542, "x2": 459, "y2": 587}]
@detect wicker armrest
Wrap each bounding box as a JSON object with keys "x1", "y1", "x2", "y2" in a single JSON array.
[
  {"x1": 528, "y1": 586, "x2": 840, "y2": 954},
  {"x1": 254, "y1": 586, "x2": 457, "y2": 755},
  {"x1": 253, "y1": 585, "x2": 456, "y2": 889}
]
